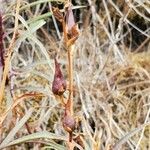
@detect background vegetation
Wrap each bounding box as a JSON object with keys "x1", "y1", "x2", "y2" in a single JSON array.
[{"x1": 0, "y1": 0, "x2": 150, "y2": 149}]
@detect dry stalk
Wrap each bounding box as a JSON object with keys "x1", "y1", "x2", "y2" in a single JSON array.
[
  {"x1": 0, "y1": 0, "x2": 20, "y2": 109},
  {"x1": 67, "y1": 44, "x2": 74, "y2": 115},
  {"x1": 0, "y1": 0, "x2": 20, "y2": 141},
  {"x1": 52, "y1": 2, "x2": 79, "y2": 146}
]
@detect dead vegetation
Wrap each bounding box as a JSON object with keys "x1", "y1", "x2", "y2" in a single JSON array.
[{"x1": 0, "y1": 0, "x2": 150, "y2": 149}]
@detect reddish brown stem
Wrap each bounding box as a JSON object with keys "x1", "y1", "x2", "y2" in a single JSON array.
[
  {"x1": 0, "y1": 13, "x2": 4, "y2": 67},
  {"x1": 69, "y1": 132, "x2": 73, "y2": 142}
]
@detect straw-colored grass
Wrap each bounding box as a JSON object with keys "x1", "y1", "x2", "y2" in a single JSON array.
[{"x1": 0, "y1": 0, "x2": 150, "y2": 149}]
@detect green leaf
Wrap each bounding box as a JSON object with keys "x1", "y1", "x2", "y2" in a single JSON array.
[
  {"x1": 29, "y1": 19, "x2": 46, "y2": 33},
  {"x1": 41, "y1": 140, "x2": 67, "y2": 150},
  {"x1": 20, "y1": 0, "x2": 64, "y2": 12},
  {"x1": 27, "y1": 12, "x2": 52, "y2": 25},
  {"x1": 1, "y1": 131, "x2": 67, "y2": 149}
]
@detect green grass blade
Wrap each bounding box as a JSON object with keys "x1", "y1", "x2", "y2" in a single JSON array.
[{"x1": 1, "y1": 131, "x2": 67, "y2": 149}]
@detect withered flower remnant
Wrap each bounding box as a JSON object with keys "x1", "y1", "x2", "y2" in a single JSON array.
[
  {"x1": 65, "y1": 3, "x2": 75, "y2": 32},
  {"x1": 52, "y1": 5, "x2": 79, "y2": 47},
  {"x1": 65, "y1": 4, "x2": 79, "y2": 46}
]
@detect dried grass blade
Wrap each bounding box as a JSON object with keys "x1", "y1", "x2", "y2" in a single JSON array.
[
  {"x1": 0, "y1": 108, "x2": 34, "y2": 149},
  {"x1": 113, "y1": 121, "x2": 150, "y2": 150}
]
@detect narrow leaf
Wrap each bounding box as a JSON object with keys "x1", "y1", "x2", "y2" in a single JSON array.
[
  {"x1": 0, "y1": 108, "x2": 34, "y2": 149},
  {"x1": 0, "y1": 131, "x2": 67, "y2": 149},
  {"x1": 113, "y1": 121, "x2": 150, "y2": 150}
]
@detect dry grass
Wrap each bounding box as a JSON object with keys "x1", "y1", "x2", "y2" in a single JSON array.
[{"x1": 0, "y1": 0, "x2": 150, "y2": 149}]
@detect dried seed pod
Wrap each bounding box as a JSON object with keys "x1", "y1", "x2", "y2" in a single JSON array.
[
  {"x1": 52, "y1": 58, "x2": 66, "y2": 96},
  {"x1": 65, "y1": 4, "x2": 79, "y2": 46},
  {"x1": 65, "y1": 3, "x2": 75, "y2": 32},
  {"x1": 62, "y1": 110, "x2": 76, "y2": 133}
]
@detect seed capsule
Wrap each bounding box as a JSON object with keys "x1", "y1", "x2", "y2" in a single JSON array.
[
  {"x1": 52, "y1": 58, "x2": 66, "y2": 96},
  {"x1": 62, "y1": 110, "x2": 76, "y2": 133}
]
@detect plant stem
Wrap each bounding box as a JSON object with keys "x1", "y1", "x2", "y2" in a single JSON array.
[
  {"x1": 68, "y1": 141, "x2": 74, "y2": 150},
  {"x1": 67, "y1": 45, "x2": 74, "y2": 116},
  {"x1": 0, "y1": 0, "x2": 20, "y2": 109},
  {"x1": 62, "y1": 16, "x2": 74, "y2": 115}
]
